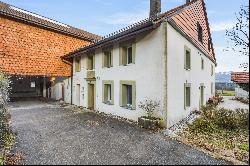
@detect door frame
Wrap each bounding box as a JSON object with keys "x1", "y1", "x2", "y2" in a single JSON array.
[{"x1": 87, "y1": 81, "x2": 96, "y2": 110}]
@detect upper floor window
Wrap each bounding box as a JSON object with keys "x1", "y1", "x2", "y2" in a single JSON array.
[
  {"x1": 120, "y1": 42, "x2": 136, "y2": 66},
  {"x1": 211, "y1": 64, "x2": 214, "y2": 76},
  {"x1": 208, "y1": 40, "x2": 211, "y2": 51},
  {"x1": 75, "y1": 57, "x2": 81, "y2": 72},
  {"x1": 184, "y1": 46, "x2": 191, "y2": 70},
  {"x1": 103, "y1": 49, "x2": 113, "y2": 68},
  {"x1": 87, "y1": 55, "x2": 94, "y2": 70},
  {"x1": 201, "y1": 58, "x2": 204, "y2": 70},
  {"x1": 197, "y1": 22, "x2": 203, "y2": 43}
]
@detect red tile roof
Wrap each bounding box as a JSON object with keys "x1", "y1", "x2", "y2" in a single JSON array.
[
  {"x1": 65, "y1": 0, "x2": 215, "y2": 63},
  {"x1": 169, "y1": 0, "x2": 215, "y2": 62},
  {"x1": 0, "y1": 1, "x2": 101, "y2": 42},
  {"x1": 231, "y1": 72, "x2": 249, "y2": 84}
]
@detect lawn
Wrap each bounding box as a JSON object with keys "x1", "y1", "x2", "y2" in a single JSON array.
[{"x1": 216, "y1": 90, "x2": 236, "y2": 96}]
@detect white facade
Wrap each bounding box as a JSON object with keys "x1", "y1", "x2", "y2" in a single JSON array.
[
  {"x1": 72, "y1": 24, "x2": 166, "y2": 121},
  {"x1": 166, "y1": 23, "x2": 215, "y2": 127},
  {"x1": 70, "y1": 21, "x2": 216, "y2": 128}
]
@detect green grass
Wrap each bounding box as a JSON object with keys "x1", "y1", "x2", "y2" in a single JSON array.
[{"x1": 217, "y1": 90, "x2": 236, "y2": 96}]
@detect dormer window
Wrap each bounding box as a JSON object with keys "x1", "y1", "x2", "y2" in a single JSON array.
[{"x1": 197, "y1": 22, "x2": 203, "y2": 43}]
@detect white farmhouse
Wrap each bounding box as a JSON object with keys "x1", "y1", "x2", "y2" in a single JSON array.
[{"x1": 64, "y1": 0, "x2": 216, "y2": 128}]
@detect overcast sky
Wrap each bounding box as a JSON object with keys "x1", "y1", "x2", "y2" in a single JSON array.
[{"x1": 2, "y1": 0, "x2": 249, "y2": 73}]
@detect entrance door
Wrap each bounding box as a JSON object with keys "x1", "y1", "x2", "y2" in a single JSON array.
[
  {"x1": 88, "y1": 83, "x2": 95, "y2": 109},
  {"x1": 76, "y1": 84, "x2": 80, "y2": 106},
  {"x1": 200, "y1": 85, "x2": 205, "y2": 107}
]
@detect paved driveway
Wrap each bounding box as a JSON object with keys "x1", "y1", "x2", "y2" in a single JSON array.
[
  {"x1": 8, "y1": 100, "x2": 229, "y2": 165},
  {"x1": 218, "y1": 96, "x2": 249, "y2": 110}
]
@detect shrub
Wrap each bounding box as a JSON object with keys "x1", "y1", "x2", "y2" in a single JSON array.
[
  {"x1": 189, "y1": 103, "x2": 249, "y2": 134},
  {"x1": 138, "y1": 98, "x2": 160, "y2": 119},
  {"x1": 0, "y1": 73, "x2": 11, "y2": 103},
  {"x1": 188, "y1": 118, "x2": 217, "y2": 134}
]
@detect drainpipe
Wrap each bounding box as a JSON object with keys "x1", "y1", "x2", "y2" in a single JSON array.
[{"x1": 71, "y1": 65, "x2": 73, "y2": 105}]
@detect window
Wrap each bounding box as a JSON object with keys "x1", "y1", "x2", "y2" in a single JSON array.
[
  {"x1": 127, "y1": 46, "x2": 133, "y2": 64},
  {"x1": 87, "y1": 55, "x2": 94, "y2": 70},
  {"x1": 184, "y1": 83, "x2": 191, "y2": 109},
  {"x1": 208, "y1": 40, "x2": 211, "y2": 51},
  {"x1": 184, "y1": 46, "x2": 191, "y2": 70},
  {"x1": 103, "y1": 50, "x2": 113, "y2": 68},
  {"x1": 75, "y1": 57, "x2": 81, "y2": 72},
  {"x1": 120, "y1": 42, "x2": 135, "y2": 65},
  {"x1": 197, "y1": 22, "x2": 203, "y2": 43},
  {"x1": 211, "y1": 82, "x2": 214, "y2": 95},
  {"x1": 120, "y1": 81, "x2": 136, "y2": 110},
  {"x1": 201, "y1": 58, "x2": 204, "y2": 70},
  {"x1": 211, "y1": 64, "x2": 214, "y2": 76},
  {"x1": 103, "y1": 81, "x2": 114, "y2": 105}
]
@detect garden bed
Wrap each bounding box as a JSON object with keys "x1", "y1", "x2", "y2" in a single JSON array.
[{"x1": 177, "y1": 104, "x2": 249, "y2": 164}]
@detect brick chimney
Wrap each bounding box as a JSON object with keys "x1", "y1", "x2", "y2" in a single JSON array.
[{"x1": 149, "y1": 0, "x2": 161, "y2": 18}]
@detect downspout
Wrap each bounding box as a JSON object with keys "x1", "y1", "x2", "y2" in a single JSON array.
[
  {"x1": 71, "y1": 67, "x2": 73, "y2": 105},
  {"x1": 163, "y1": 21, "x2": 168, "y2": 128}
]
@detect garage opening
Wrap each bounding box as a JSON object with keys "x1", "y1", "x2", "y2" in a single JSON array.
[{"x1": 10, "y1": 76, "x2": 50, "y2": 100}]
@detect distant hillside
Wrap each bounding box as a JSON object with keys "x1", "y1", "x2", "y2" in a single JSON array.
[{"x1": 216, "y1": 72, "x2": 232, "y2": 83}]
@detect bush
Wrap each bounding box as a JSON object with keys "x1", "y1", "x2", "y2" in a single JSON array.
[
  {"x1": 188, "y1": 118, "x2": 217, "y2": 134},
  {"x1": 0, "y1": 73, "x2": 11, "y2": 103},
  {"x1": 189, "y1": 104, "x2": 249, "y2": 135}
]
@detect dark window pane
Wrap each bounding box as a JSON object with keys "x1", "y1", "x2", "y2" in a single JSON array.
[
  {"x1": 186, "y1": 87, "x2": 191, "y2": 107},
  {"x1": 127, "y1": 47, "x2": 133, "y2": 64},
  {"x1": 127, "y1": 85, "x2": 132, "y2": 105}
]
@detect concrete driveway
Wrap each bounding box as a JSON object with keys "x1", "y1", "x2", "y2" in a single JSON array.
[
  {"x1": 8, "y1": 99, "x2": 229, "y2": 165},
  {"x1": 218, "y1": 96, "x2": 249, "y2": 110}
]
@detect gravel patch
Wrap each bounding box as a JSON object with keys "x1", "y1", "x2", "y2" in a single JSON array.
[{"x1": 8, "y1": 100, "x2": 229, "y2": 165}]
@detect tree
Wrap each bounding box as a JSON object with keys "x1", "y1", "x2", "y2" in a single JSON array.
[{"x1": 226, "y1": 5, "x2": 249, "y2": 70}]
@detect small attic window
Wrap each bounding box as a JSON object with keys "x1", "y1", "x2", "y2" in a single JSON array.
[
  {"x1": 208, "y1": 40, "x2": 211, "y2": 51},
  {"x1": 197, "y1": 22, "x2": 203, "y2": 43}
]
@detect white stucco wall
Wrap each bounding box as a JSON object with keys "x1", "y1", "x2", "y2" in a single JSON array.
[
  {"x1": 166, "y1": 23, "x2": 216, "y2": 127},
  {"x1": 50, "y1": 77, "x2": 71, "y2": 103},
  {"x1": 72, "y1": 24, "x2": 167, "y2": 121}
]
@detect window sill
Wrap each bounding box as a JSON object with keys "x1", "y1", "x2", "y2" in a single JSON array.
[
  {"x1": 103, "y1": 66, "x2": 113, "y2": 69},
  {"x1": 185, "y1": 69, "x2": 191, "y2": 71},
  {"x1": 103, "y1": 101, "x2": 113, "y2": 105},
  {"x1": 121, "y1": 106, "x2": 135, "y2": 110}
]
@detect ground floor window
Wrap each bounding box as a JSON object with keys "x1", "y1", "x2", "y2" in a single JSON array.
[
  {"x1": 103, "y1": 80, "x2": 114, "y2": 105},
  {"x1": 184, "y1": 83, "x2": 191, "y2": 109},
  {"x1": 120, "y1": 81, "x2": 136, "y2": 110}
]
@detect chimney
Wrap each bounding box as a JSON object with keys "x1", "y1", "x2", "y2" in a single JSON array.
[{"x1": 150, "y1": 0, "x2": 161, "y2": 18}]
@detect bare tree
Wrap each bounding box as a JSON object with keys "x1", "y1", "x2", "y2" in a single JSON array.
[{"x1": 225, "y1": 5, "x2": 249, "y2": 70}]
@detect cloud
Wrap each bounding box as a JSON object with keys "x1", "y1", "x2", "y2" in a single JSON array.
[
  {"x1": 103, "y1": 11, "x2": 148, "y2": 26},
  {"x1": 210, "y1": 21, "x2": 236, "y2": 32}
]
